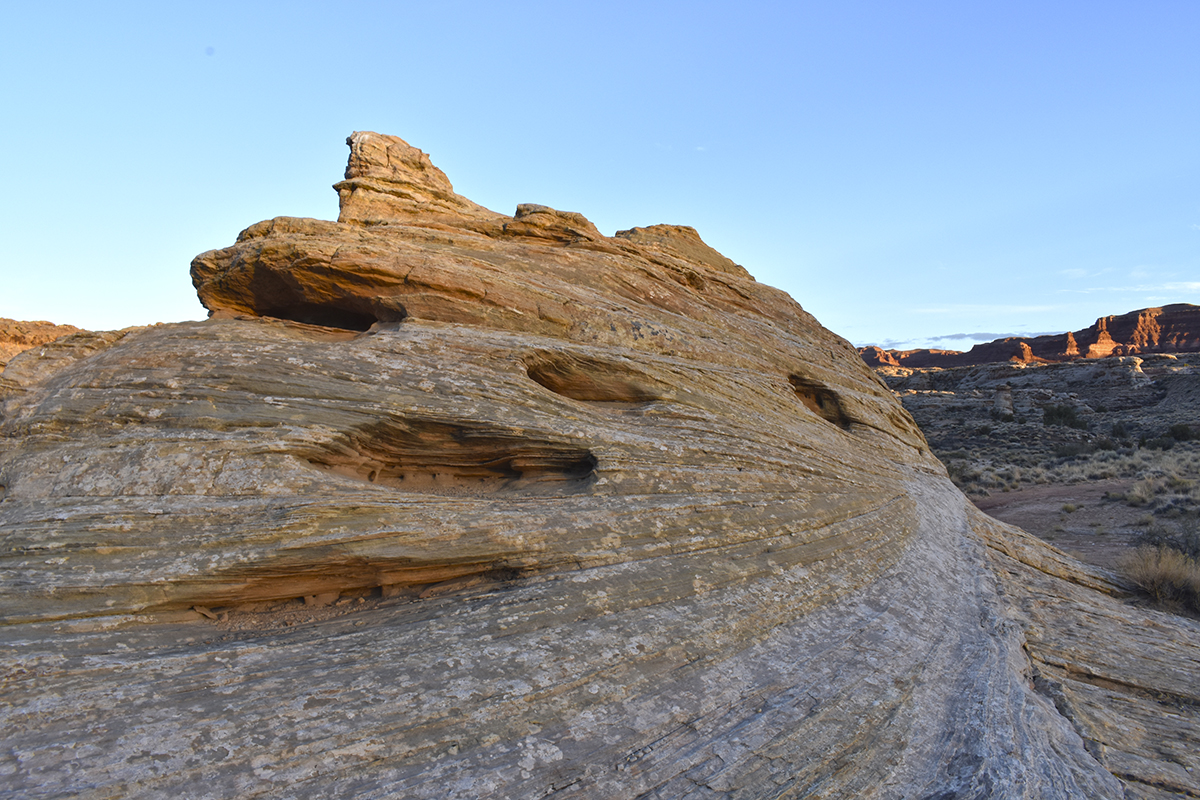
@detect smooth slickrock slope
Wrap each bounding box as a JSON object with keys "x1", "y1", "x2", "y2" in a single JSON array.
[{"x1": 1, "y1": 133, "x2": 1197, "y2": 799}]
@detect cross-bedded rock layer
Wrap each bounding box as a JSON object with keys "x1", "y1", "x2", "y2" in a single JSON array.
[{"x1": 1, "y1": 133, "x2": 1197, "y2": 799}]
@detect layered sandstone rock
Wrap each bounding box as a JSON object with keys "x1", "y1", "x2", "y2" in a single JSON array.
[
  {"x1": 865, "y1": 303, "x2": 1200, "y2": 368},
  {"x1": 0, "y1": 317, "x2": 85, "y2": 368},
  {"x1": 2, "y1": 133, "x2": 1197, "y2": 799}
]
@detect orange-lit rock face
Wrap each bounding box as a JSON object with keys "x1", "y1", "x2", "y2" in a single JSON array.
[
  {"x1": 1, "y1": 133, "x2": 1196, "y2": 799},
  {"x1": 863, "y1": 303, "x2": 1200, "y2": 368},
  {"x1": 0, "y1": 317, "x2": 84, "y2": 367}
]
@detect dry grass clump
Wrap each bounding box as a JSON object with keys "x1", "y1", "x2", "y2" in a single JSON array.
[
  {"x1": 1123, "y1": 471, "x2": 1200, "y2": 512},
  {"x1": 1119, "y1": 546, "x2": 1200, "y2": 611},
  {"x1": 946, "y1": 443, "x2": 1200, "y2": 496}
]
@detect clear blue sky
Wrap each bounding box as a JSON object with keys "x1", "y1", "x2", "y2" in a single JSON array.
[{"x1": 3, "y1": 1, "x2": 1198, "y2": 350}]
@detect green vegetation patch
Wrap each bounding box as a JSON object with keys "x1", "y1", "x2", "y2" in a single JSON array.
[{"x1": 1042, "y1": 404, "x2": 1088, "y2": 430}]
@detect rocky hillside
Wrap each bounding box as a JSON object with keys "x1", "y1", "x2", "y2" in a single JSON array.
[
  {"x1": 0, "y1": 317, "x2": 84, "y2": 368},
  {"x1": 875, "y1": 353, "x2": 1200, "y2": 574},
  {"x1": 2, "y1": 132, "x2": 1198, "y2": 799},
  {"x1": 863, "y1": 304, "x2": 1200, "y2": 368}
]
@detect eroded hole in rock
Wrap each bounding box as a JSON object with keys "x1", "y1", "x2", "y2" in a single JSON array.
[
  {"x1": 306, "y1": 419, "x2": 598, "y2": 494},
  {"x1": 788, "y1": 375, "x2": 850, "y2": 429},
  {"x1": 246, "y1": 269, "x2": 405, "y2": 331},
  {"x1": 254, "y1": 300, "x2": 386, "y2": 331},
  {"x1": 179, "y1": 563, "x2": 532, "y2": 621},
  {"x1": 526, "y1": 353, "x2": 667, "y2": 404}
]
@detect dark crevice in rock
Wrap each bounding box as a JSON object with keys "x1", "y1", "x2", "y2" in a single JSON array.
[
  {"x1": 305, "y1": 419, "x2": 598, "y2": 494},
  {"x1": 173, "y1": 563, "x2": 535, "y2": 617},
  {"x1": 258, "y1": 301, "x2": 384, "y2": 331},
  {"x1": 526, "y1": 353, "x2": 668, "y2": 404},
  {"x1": 239, "y1": 266, "x2": 408, "y2": 331},
  {"x1": 789, "y1": 374, "x2": 850, "y2": 429}
]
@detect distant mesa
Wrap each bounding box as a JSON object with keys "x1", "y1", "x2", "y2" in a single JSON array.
[{"x1": 863, "y1": 303, "x2": 1200, "y2": 368}]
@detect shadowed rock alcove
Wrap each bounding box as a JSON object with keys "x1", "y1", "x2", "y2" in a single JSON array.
[
  {"x1": 525, "y1": 352, "x2": 669, "y2": 404},
  {"x1": 304, "y1": 419, "x2": 598, "y2": 495},
  {"x1": 788, "y1": 374, "x2": 850, "y2": 429}
]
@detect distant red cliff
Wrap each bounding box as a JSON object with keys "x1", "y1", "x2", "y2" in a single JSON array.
[{"x1": 861, "y1": 303, "x2": 1200, "y2": 368}]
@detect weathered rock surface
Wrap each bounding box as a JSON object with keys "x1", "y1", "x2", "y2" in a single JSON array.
[
  {"x1": 0, "y1": 318, "x2": 85, "y2": 368},
  {"x1": 866, "y1": 303, "x2": 1200, "y2": 368},
  {"x1": 2, "y1": 133, "x2": 1197, "y2": 798}
]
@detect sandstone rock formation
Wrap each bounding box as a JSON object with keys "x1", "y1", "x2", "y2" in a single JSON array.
[
  {"x1": 858, "y1": 344, "x2": 901, "y2": 367},
  {"x1": 0, "y1": 317, "x2": 84, "y2": 368},
  {"x1": 865, "y1": 303, "x2": 1200, "y2": 368},
  {"x1": 2, "y1": 132, "x2": 1197, "y2": 799}
]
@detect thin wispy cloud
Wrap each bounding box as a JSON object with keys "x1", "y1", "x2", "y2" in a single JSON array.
[
  {"x1": 1058, "y1": 282, "x2": 1200, "y2": 295},
  {"x1": 862, "y1": 329, "x2": 1065, "y2": 350},
  {"x1": 1059, "y1": 267, "x2": 1114, "y2": 280},
  {"x1": 927, "y1": 330, "x2": 1062, "y2": 343},
  {"x1": 912, "y1": 304, "x2": 1058, "y2": 315}
]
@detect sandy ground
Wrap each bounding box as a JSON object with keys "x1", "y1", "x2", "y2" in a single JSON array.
[{"x1": 972, "y1": 479, "x2": 1148, "y2": 571}]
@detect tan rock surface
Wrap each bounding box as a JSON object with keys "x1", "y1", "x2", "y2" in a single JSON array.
[
  {"x1": 1, "y1": 133, "x2": 1196, "y2": 798},
  {"x1": 0, "y1": 318, "x2": 85, "y2": 368}
]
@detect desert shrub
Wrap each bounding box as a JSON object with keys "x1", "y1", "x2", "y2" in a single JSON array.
[
  {"x1": 1138, "y1": 516, "x2": 1200, "y2": 559},
  {"x1": 1086, "y1": 465, "x2": 1118, "y2": 480},
  {"x1": 1166, "y1": 474, "x2": 1194, "y2": 491},
  {"x1": 1043, "y1": 404, "x2": 1088, "y2": 430},
  {"x1": 1169, "y1": 423, "x2": 1196, "y2": 441},
  {"x1": 1052, "y1": 442, "x2": 1095, "y2": 459},
  {"x1": 1125, "y1": 478, "x2": 1160, "y2": 507},
  {"x1": 1119, "y1": 546, "x2": 1200, "y2": 610},
  {"x1": 1111, "y1": 421, "x2": 1130, "y2": 439},
  {"x1": 1061, "y1": 504, "x2": 1078, "y2": 513}
]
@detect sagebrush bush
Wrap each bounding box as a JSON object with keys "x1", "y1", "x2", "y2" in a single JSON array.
[
  {"x1": 1169, "y1": 423, "x2": 1196, "y2": 441},
  {"x1": 1125, "y1": 478, "x2": 1160, "y2": 507},
  {"x1": 1119, "y1": 546, "x2": 1200, "y2": 610},
  {"x1": 1138, "y1": 516, "x2": 1200, "y2": 559},
  {"x1": 1043, "y1": 404, "x2": 1088, "y2": 430}
]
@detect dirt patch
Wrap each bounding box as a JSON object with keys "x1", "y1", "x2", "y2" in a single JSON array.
[{"x1": 973, "y1": 479, "x2": 1148, "y2": 570}]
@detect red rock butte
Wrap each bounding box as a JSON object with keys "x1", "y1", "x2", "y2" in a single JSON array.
[{"x1": 861, "y1": 304, "x2": 1200, "y2": 368}]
